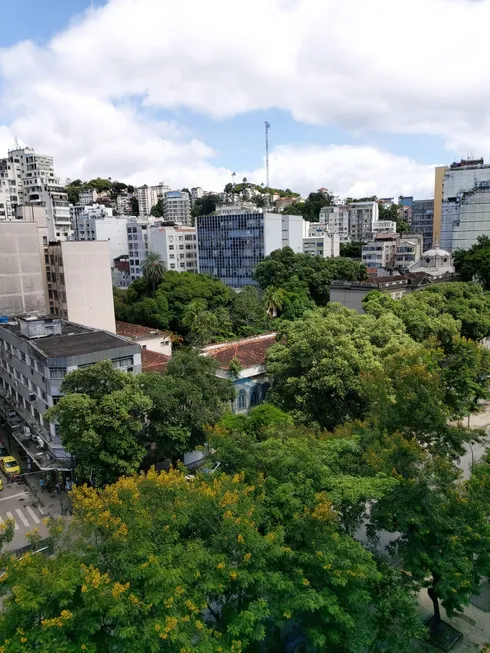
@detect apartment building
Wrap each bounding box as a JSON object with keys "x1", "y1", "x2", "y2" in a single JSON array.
[
  {"x1": 190, "y1": 187, "x2": 204, "y2": 204},
  {"x1": 394, "y1": 234, "x2": 423, "y2": 269},
  {"x1": 116, "y1": 193, "x2": 132, "y2": 215},
  {"x1": 303, "y1": 223, "x2": 340, "y2": 258},
  {"x1": 0, "y1": 207, "x2": 49, "y2": 316},
  {"x1": 78, "y1": 188, "x2": 98, "y2": 206},
  {"x1": 163, "y1": 191, "x2": 191, "y2": 225},
  {"x1": 0, "y1": 316, "x2": 141, "y2": 471},
  {"x1": 112, "y1": 255, "x2": 130, "y2": 288},
  {"x1": 371, "y1": 220, "x2": 397, "y2": 235},
  {"x1": 45, "y1": 241, "x2": 116, "y2": 333},
  {"x1": 411, "y1": 200, "x2": 434, "y2": 251},
  {"x1": 0, "y1": 147, "x2": 71, "y2": 241},
  {"x1": 319, "y1": 205, "x2": 350, "y2": 241},
  {"x1": 127, "y1": 221, "x2": 149, "y2": 281},
  {"x1": 136, "y1": 182, "x2": 170, "y2": 217},
  {"x1": 436, "y1": 158, "x2": 490, "y2": 250},
  {"x1": 348, "y1": 201, "x2": 379, "y2": 242},
  {"x1": 72, "y1": 215, "x2": 130, "y2": 261},
  {"x1": 148, "y1": 225, "x2": 198, "y2": 272},
  {"x1": 362, "y1": 234, "x2": 398, "y2": 269},
  {"x1": 197, "y1": 211, "x2": 303, "y2": 287}
]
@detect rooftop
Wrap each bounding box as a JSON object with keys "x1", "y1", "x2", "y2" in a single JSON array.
[
  {"x1": 115, "y1": 321, "x2": 170, "y2": 340},
  {"x1": 1, "y1": 321, "x2": 135, "y2": 358},
  {"x1": 202, "y1": 333, "x2": 277, "y2": 370},
  {"x1": 141, "y1": 348, "x2": 171, "y2": 374}
]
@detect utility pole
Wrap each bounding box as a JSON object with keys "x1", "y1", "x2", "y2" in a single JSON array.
[{"x1": 265, "y1": 121, "x2": 270, "y2": 189}]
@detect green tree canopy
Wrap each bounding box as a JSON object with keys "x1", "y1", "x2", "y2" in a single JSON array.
[
  {"x1": 454, "y1": 235, "x2": 490, "y2": 290},
  {"x1": 45, "y1": 361, "x2": 151, "y2": 485},
  {"x1": 150, "y1": 198, "x2": 164, "y2": 217}
]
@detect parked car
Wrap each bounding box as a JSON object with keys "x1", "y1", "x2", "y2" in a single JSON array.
[{"x1": 0, "y1": 456, "x2": 20, "y2": 476}]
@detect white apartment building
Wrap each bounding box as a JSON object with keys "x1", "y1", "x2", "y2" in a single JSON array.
[
  {"x1": 394, "y1": 234, "x2": 423, "y2": 269},
  {"x1": 372, "y1": 220, "x2": 397, "y2": 235},
  {"x1": 72, "y1": 215, "x2": 130, "y2": 261},
  {"x1": 191, "y1": 187, "x2": 204, "y2": 203},
  {"x1": 45, "y1": 241, "x2": 116, "y2": 333},
  {"x1": 70, "y1": 203, "x2": 113, "y2": 228},
  {"x1": 0, "y1": 147, "x2": 71, "y2": 241},
  {"x1": 127, "y1": 221, "x2": 149, "y2": 281},
  {"x1": 116, "y1": 193, "x2": 132, "y2": 215},
  {"x1": 320, "y1": 202, "x2": 379, "y2": 243},
  {"x1": 282, "y1": 214, "x2": 305, "y2": 254},
  {"x1": 319, "y1": 205, "x2": 350, "y2": 242},
  {"x1": 136, "y1": 182, "x2": 170, "y2": 217},
  {"x1": 163, "y1": 191, "x2": 191, "y2": 225},
  {"x1": 148, "y1": 225, "x2": 198, "y2": 273},
  {"x1": 78, "y1": 188, "x2": 98, "y2": 206},
  {"x1": 303, "y1": 234, "x2": 340, "y2": 259}
]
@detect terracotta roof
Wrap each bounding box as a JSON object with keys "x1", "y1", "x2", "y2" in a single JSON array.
[
  {"x1": 116, "y1": 321, "x2": 170, "y2": 340},
  {"x1": 141, "y1": 348, "x2": 171, "y2": 374},
  {"x1": 202, "y1": 334, "x2": 277, "y2": 370}
]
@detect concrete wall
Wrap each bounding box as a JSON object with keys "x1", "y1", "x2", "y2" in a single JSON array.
[
  {"x1": 61, "y1": 241, "x2": 116, "y2": 333},
  {"x1": 95, "y1": 217, "x2": 130, "y2": 261},
  {"x1": 263, "y1": 212, "x2": 283, "y2": 255},
  {"x1": 0, "y1": 221, "x2": 47, "y2": 317}
]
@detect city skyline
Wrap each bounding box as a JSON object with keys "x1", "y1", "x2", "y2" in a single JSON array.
[{"x1": 1, "y1": 0, "x2": 490, "y2": 198}]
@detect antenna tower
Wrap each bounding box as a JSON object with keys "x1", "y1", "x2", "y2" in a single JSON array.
[{"x1": 265, "y1": 121, "x2": 270, "y2": 188}]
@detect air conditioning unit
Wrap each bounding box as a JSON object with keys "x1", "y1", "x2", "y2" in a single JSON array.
[{"x1": 29, "y1": 393, "x2": 36, "y2": 402}]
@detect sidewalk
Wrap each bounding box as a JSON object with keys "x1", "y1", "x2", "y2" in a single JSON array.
[{"x1": 24, "y1": 476, "x2": 69, "y2": 520}]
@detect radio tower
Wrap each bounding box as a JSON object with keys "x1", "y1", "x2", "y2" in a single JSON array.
[{"x1": 265, "y1": 121, "x2": 270, "y2": 188}]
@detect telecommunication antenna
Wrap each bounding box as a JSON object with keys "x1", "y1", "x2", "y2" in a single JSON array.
[{"x1": 264, "y1": 121, "x2": 270, "y2": 188}]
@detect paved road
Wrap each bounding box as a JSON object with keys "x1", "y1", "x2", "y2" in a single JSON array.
[{"x1": 0, "y1": 483, "x2": 49, "y2": 550}]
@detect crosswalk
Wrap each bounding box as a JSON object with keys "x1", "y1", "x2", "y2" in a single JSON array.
[{"x1": 0, "y1": 505, "x2": 44, "y2": 531}]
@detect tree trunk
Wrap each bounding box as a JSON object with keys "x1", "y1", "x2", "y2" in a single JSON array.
[{"x1": 428, "y1": 573, "x2": 442, "y2": 629}]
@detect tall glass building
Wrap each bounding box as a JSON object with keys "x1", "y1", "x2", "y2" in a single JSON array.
[{"x1": 197, "y1": 211, "x2": 302, "y2": 287}]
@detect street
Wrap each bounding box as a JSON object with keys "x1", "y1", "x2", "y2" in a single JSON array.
[{"x1": 0, "y1": 482, "x2": 49, "y2": 551}]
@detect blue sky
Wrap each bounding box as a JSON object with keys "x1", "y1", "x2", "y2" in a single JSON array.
[{"x1": 0, "y1": 0, "x2": 485, "y2": 197}]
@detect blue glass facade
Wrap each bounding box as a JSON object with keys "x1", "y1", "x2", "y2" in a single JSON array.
[{"x1": 197, "y1": 212, "x2": 266, "y2": 287}]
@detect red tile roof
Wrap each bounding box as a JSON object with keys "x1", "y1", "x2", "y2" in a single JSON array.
[
  {"x1": 116, "y1": 321, "x2": 170, "y2": 340},
  {"x1": 141, "y1": 348, "x2": 171, "y2": 374},
  {"x1": 202, "y1": 334, "x2": 277, "y2": 370}
]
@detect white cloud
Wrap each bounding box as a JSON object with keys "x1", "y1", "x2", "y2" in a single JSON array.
[{"x1": 2, "y1": 0, "x2": 486, "y2": 196}]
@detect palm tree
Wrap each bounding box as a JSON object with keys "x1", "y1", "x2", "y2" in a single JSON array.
[
  {"x1": 232, "y1": 172, "x2": 236, "y2": 186},
  {"x1": 263, "y1": 287, "x2": 285, "y2": 318},
  {"x1": 243, "y1": 177, "x2": 248, "y2": 183},
  {"x1": 141, "y1": 251, "x2": 166, "y2": 291}
]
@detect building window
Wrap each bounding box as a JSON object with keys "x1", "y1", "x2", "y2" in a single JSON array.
[
  {"x1": 237, "y1": 389, "x2": 246, "y2": 410},
  {"x1": 50, "y1": 367, "x2": 66, "y2": 379},
  {"x1": 112, "y1": 356, "x2": 133, "y2": 369},
  {"x1": 250, "y1": 385, "x2": 260, "y2": 408}
]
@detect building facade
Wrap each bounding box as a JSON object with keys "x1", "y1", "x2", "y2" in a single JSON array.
[
  {"x1": 163, "y1": 191, "x2": 191, "y2": 226},
  {"x1": 148, "y1": 225, "x2": 198, "y2": 272},
  {"x1": 319, "y1": 205, "x2": 350, "y2": 241},
  {"x1": 78, "y1": 189, "x2": 98, "y2": 206},
  {"x1": 362, "y1": 234, "x2": 398, "y2": 269},
  {"x1": 126, "y1": 221, "x2": 149, "y2": 281},
  {"x1": 410, "y1": 200, "x2": 434, "y2": 250},
  {"x1": 0, "y1": 316, "x2": 141, "y2": 471},
  {"x1": 45, "y1": 241, "x2": 116, "y2": 333},
  {"x1": 0, "y1": 208, "x2": 49, "y2": 317},
  {"x1": 196, "y1": 211, "x2": 302, "y2": 287},
  {"x1": 319, "y1": 202, "x2": 379, "y2": 242},
  {"x1": 0, "y1": 147, "x2": 71, "y2": 241},
  {"x1": 115, "y1": 321, "x2": 172, "y2": 357},
  {"x1": 72, "y1": 215, "x2": 130, "y2": 261},
  {"x1": 394, "y1": 234, "x2": 423, "y2": 269}
]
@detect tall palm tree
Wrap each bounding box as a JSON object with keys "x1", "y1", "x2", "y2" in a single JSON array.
[
  {"x1": 263, "y1": 287, "x2": 285, "y2": 318},
  {"x1": 141, "y1": 251, "x2": 166, "y2": 291},
  {"x1": 232, "y1": 172, "x2": 236, "y2": 186}
]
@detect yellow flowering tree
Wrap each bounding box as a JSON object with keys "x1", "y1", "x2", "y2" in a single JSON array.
[{"x1": 0, "y1": 468, "x2": 402, "y2": 653}]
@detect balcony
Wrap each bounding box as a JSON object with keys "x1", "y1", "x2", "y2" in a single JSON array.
[{"x1": 0, "y1": 387, "x2": 70, "y2": 471}]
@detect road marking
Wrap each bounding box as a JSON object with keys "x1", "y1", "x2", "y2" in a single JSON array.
[
  {"x1": 15, "y1": 509, "x2": 29, "y2": 528},
  {"x1": 6, "y1": 512, "x2": 18, "y2": 530},
  {"x1": 38, "y1": 505, "x2": 44, "y2": 515},
  {"x1": 0, "y1": 492, "x2": 29, "y2": 502},
  {"x1": 25, "y1": 506, "x2": 40, "y2": 524}
]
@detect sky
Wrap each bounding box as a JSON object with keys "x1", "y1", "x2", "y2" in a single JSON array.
[{"x1": 0, "y1": 0, "x2": 488, "y2": 198}]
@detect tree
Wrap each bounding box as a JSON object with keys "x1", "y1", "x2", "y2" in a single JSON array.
[
  {"x1": 150, "y1": 198, "x2": 164, "y2": 217},
  {"x1": 87, "y1": 177, "x2": 112, "y2": 192},
  {"x1": 181, "y1": 299, "x2": 219, "y2": 346},
  {"x1": 454, "y1": 235, "x2": 490, "y2": 290},
  {"x1": 254, "y1": 247, "x2": 367, "y2": 305},
  {"x1": 140, "y1": 350, "x2": 234, "y2": 462},
  {"x1": 242, "y1": 177, "x2": 247, "y2": 183},
  {"x1": 230, "y1": 286, "x2": 269, "y2": 336},
  {"x1": 130, "y1": 196, "x2": 139, "y2": 216},
  {"x1": 127, "y1": 184, "x2": 135, "y2": 194},
  {"x1": 340, "y1": 241, "x2": 364, "y2": 259},
  {"x1": 224, "y1": 182, "x2": 233, "y2": 193},
  {"x1": 0, "y1": 467, "x2": 423, "y2": 652},
  {"x1": 266, "y1": 305, "x2": 415, "y2": 430},
  {"x1": 191, "y1": 194, "x2": 220, "y2": 219},
  {"x1": 368, "y1": 451, "x2": 490, "y2": 637},
  {"x1": 44, "y1": 361, "x2": 151, "y2": 485},
  {"x1": 141, "y1": 251, "x2": 166, "y2": 291},
  {"x1": 262, "y1": 286, "x2": 285, "y2": 318}
]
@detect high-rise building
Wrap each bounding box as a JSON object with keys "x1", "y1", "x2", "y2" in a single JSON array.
[
  {"x1": 196, "y1": 211, "x2": 303, "y2": 287},
  {"x1": 127, "y1": 221, "x2": 149, "y2": 281},
  {"x1": 136, "y1": 182, "x2": 170, "y2": 217},
  {"x1": 191, "y1": 187, "x2": 204, "y2": 204},
  {"x1": 0, "y1": 147, "x2": 71, "y2": 241},
  {"x1": 45, "y1": 241, "x2": 116, "y2": 333},
  {"x1": 72, "y1": 215, "x2": 130, "y2": 261},
  {"x1": 78, "y1": 188, "x2": 98, "y2": 206},
  {"x1": 435, "y1": 159, "x2": 490, "y2": 251},
  {"x1": 319, "y1": 201, "x2": 378, "y2": 242},
  {"x1": 411, "y1": 200, "x2": 434, "y2": 250},
  {"x1": 163, "y1": 191, "x2": 191, "y2": 225},
  {"x1": 0, "y1": 316, "x2": 141, "y2": 471},
  {"x1": 319, "y1": 205, "x2": 350, "y2": 241},
  {"x1": 148, "y1": 225, "x2": 198, "y2": 273}
]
